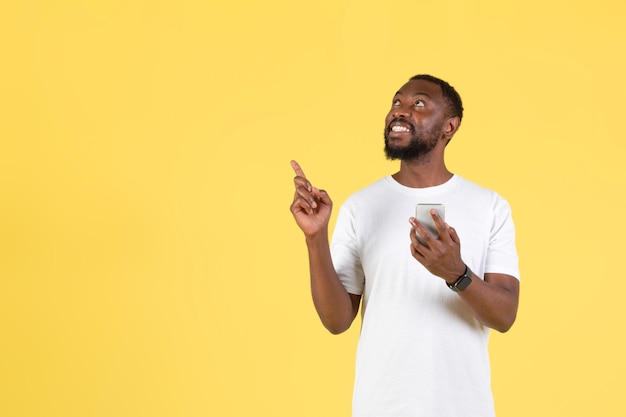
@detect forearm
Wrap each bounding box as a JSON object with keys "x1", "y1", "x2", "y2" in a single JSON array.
[
  {"x1": 455, "y1": 272, "x2": 519, "y2": 333},
  {"x1": 306, "y1": 232, "x2": 358, "y2": 334}
]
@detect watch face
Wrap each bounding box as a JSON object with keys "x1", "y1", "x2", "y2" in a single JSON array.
[{"x1": 456, "y1": 275, "x2": 472, "y2": 291}]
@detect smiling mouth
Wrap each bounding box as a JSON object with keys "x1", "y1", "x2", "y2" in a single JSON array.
[
  {"x1": 388, "y1": 119, "x2": 413, "y2": 134},
  {"x1": 391, "y1": 125, "x2": 410, "y2": 133}
]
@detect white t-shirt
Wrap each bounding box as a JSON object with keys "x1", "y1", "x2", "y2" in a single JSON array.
[{"x1": 330, "y1": 174, "x2": 520, "y2": 417}]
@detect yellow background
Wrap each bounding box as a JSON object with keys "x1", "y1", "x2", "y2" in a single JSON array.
[{"x1": 1, "y1": 1, "x2": 624, "y2": 416}]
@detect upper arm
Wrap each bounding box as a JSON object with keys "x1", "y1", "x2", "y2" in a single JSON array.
[
  {"x1": 484, "y1": 273, "x2": 520, "y2": 330},
  {"x1": 349, "y1": 293, "x2": 362, "y2": 320},
  {"x1": 484, "y1": 273, "x2": 520, "y2": 298}
]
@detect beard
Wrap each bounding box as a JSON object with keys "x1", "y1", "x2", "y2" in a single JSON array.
[{"x1": 384, "y1": 118, "x2": 442, "y2": 161}]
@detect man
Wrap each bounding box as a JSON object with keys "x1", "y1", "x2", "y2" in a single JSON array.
[{"x1": 290, "y1": 74, "x2": 520, "y2": 417}]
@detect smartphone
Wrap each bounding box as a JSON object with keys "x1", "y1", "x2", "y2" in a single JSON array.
[{"x1": 415, "y1": 203, "x2": 445, "y2": 243}]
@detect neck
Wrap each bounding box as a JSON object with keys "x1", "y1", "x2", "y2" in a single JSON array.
[{"x1": 392, "y1": 157, "x2": 452, "y2": 188}]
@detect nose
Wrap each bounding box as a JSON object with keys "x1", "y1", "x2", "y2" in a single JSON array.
[{"x1": 392, "y1": 105, "x2": 410, "y2": 118}]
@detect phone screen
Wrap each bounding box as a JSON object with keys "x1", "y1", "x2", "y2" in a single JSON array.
[{"x1": 415, "y1": 203, "x2": 445, "y2": 241}]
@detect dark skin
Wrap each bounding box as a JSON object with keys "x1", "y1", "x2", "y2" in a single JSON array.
[
  {"x1": 290, "y1": 79, "x2": 519, "y2": 334},
  {"x1": 290, "y1": 160, "x2": 361, "y2": 334}
]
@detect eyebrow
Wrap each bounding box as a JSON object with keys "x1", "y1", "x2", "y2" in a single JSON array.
[{"x1": 394, "y1": 91, "x2": 432, "y2": 98}]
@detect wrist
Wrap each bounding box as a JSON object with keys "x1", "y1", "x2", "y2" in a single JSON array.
[
  {"x1": 305, "y1": 229, "x2": 330, "y2": 245},
  {"x1": 446, "y1": 264, "x2": 468, "y2": 285},
  {"x1": 446, "y1": 264, "x2": 473, "y2": 292}
]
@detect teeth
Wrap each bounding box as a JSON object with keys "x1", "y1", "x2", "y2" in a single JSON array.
[{"x1": 391, "y1": 125, "x2": 410, "y2": 132}]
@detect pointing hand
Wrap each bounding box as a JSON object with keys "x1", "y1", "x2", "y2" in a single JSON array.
[{"x1": 289, "y1": 160, "x2": 333, "y2": 237}]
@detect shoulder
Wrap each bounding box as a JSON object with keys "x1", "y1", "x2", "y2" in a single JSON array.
[
  {"x1": 333, "y1": 177, "x2": 396, "y2": 224},
  {"x1": 342, "y1": 177, "x2": 393, "y2": 205},
  {"x1": 454, "y1": 175, "x2": 512, "y2": 210}
]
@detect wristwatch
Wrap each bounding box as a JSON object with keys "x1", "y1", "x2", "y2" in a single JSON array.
[{"x1": 447, "y1": 265, "x2": 473, "y2": 292}]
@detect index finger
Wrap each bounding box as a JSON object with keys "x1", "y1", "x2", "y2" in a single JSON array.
[
  {"x1": 290, "y1": 160, "x2": 307, "y2": 179},
  {"x1": 431, "y1": 209, "x2": 450, "y2": 236}
]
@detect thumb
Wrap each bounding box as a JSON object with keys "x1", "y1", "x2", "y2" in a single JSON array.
[{"x1": 312, "y1": 187, "x2": 332, "y2": 205}]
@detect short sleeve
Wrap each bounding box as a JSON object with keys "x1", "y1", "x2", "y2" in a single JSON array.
[
  {"x1": 485, "y1": 195, "x2": 520, "y2": 280},
  {"x1": 330, "y1": 203, "x2": 366, "y2": 295}
]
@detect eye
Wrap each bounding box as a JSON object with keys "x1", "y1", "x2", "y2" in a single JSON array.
[
  {"x1": 392, "y1": 99, "x2": 401, "y2": 106},
  {"x1": 414, "y1": 100, "x2": 425, "y2": 107}
]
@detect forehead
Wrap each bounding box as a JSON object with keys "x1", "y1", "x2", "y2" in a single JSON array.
[{"x1": 395, "y1": 79, "x2": 444, "y2": 100}]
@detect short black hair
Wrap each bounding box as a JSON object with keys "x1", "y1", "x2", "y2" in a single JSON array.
[{"x1": 409, "y1": 74, "x2": 464, "y2": 121}]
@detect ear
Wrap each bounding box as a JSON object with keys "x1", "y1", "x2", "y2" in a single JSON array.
[{"x1": 442, "y1": 116, "x2": 461, "y2": 142}]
